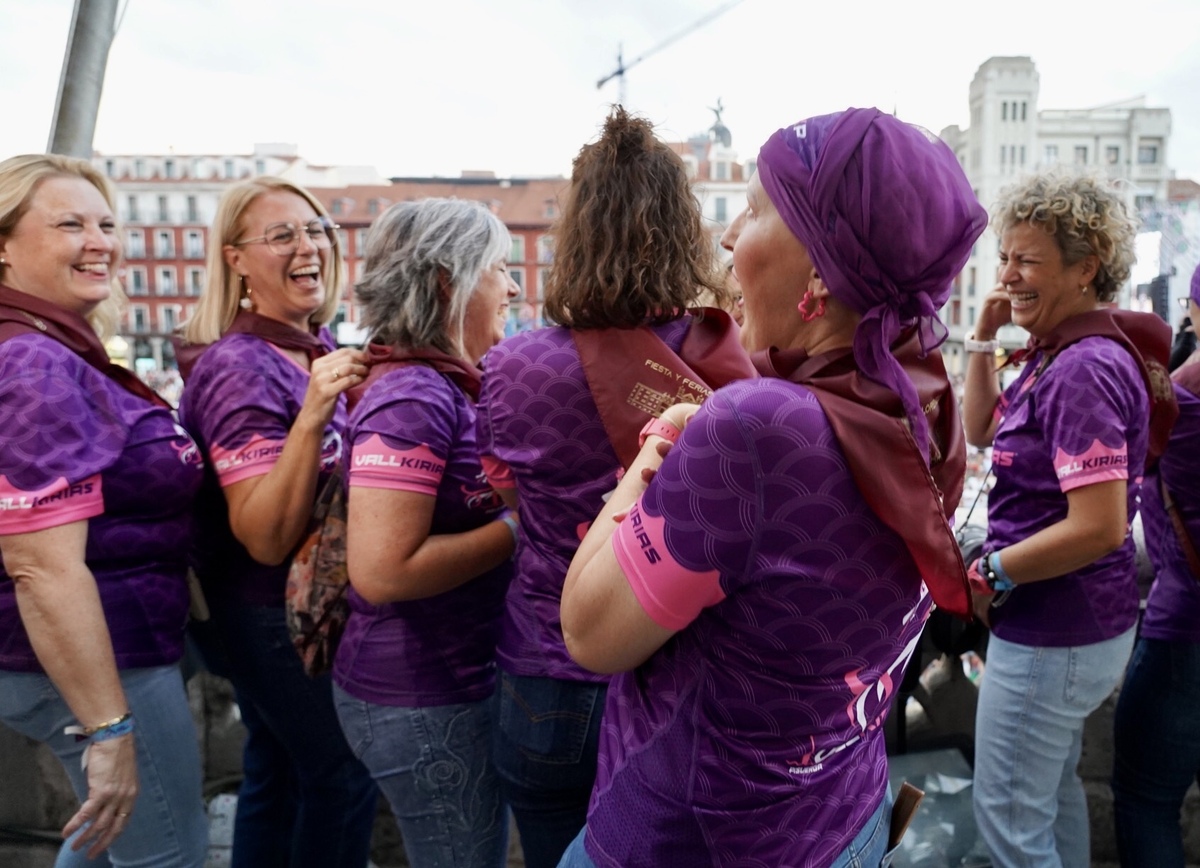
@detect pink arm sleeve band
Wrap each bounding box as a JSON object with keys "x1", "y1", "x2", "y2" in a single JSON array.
[{"x1": 610, "y1": 500, "x2": 725, "y2": 632}]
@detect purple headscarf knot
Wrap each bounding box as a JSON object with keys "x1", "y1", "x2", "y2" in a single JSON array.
[{"x1": 757, "y1": 107, "x2": 987, "y2": 461}]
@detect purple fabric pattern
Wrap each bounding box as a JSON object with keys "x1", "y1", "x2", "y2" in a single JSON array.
[
  {"x1": 178, "y1": 331, "x2": 344, "y2": 606},
  {"x1": 0, "y1": 335, "x2": 203, "y2": 671},
  {"x1": 583, "y1": 379, "x2": 931, "y2": 867},
  {"x1": 756, "y1": 108, "x2": 986, "y2": 460},
  {"x1": 1191, "y1": 261, "x2": 1200, "y2": 306},
  {"x1": 333, "y1": 365, "x2": 510, "y2": 707},
  {"x1": 1140, "y1": 382, "x2": 1200, "y2": 641},
  {"x1": 986, "y1": 338, "x2": 1148, "y2": 646},
  {"x1": 476, "y1": 319, "x2": 692, "y2": 682}
]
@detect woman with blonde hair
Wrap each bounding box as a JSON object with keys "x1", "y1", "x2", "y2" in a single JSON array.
[
  {"x1": 963, "y1": 169, "x2": 1174, "y2": 867},
  {"x1": 178, "y1": 177, "x2": 376, "y2": 868},
  {"x1": 0, "y1": 154, "x2": 207, "y2": 865}
]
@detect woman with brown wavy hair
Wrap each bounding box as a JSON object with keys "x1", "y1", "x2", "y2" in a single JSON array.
[{"x1": 475, "y1": 107, "x2": 753, "y2": 868}]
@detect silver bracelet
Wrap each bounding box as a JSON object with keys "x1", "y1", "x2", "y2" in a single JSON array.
[{"x1": 965, "y1": 336, "x2": 999, "y2": 354}]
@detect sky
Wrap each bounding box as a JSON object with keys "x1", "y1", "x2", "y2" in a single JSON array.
[{"x1": 4, "y1": 0, "x2": 1200, "y2": 182}]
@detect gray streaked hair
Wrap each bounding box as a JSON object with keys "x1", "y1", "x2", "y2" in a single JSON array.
[{"x1": 355, "y1": 198, "x2": 511, "y2": 356}]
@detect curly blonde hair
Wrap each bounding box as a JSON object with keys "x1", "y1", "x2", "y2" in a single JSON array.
[{"x1": 992, "y1": 169, "x2": 1138, "y2": 302}]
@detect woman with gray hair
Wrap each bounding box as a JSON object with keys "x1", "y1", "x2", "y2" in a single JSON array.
[
  {"x1": 332, "y1": 197, "x2": 520, "y2": 868},
  {"x1": 963, "y1": 169, "x2": 1175, "y2": 867}
]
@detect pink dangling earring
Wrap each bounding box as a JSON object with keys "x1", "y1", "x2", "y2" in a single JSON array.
[{"x1": 798, "y1": 289, "x2": 826, "y2": 322}]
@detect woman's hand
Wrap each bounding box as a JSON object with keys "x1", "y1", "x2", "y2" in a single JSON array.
[
  {"x1": 970, "y1": 591, "x2": 993, "y2": 629},
  {"x1": 974, "y1": 286, "x2": 1012, "y2": 339},
  {"x1": 64, "y1": 733, "x2": 138, "y2": 858},
  {"x1": 637, "y1": 402, "x2": 701, "y2": 485},
  {"x1": 296, "y1": 348, "x2": 369, "y2": 431}
]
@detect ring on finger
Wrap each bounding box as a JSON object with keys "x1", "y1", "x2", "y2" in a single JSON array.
[
  {"x1": 332, "y1": 367, "x2": 341, "y2": 380},
  {"x1": 117, "y1": 812, "x2": 131, "y2": 818}
]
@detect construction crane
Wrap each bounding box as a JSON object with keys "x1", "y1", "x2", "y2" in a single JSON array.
[{"x1": 596, "y1": 0, "x2": 745, "y2": 106}]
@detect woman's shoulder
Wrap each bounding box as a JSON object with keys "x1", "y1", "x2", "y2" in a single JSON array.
[
  {"x1": 191, "y1": 332, "x2": 277, "y2": 372},
  {"x1": 1049, "y1": 335, "x2": 1145, "y2": 387},
  {"x1": 0, "y1": 331, "x2": 81, "y2": 371},
  {"x1": 488, "y1": 325, "x2": 575, "y2": 360},
  {"x1": 700, "y1": 378, "x2": 829, "y2": 441}
]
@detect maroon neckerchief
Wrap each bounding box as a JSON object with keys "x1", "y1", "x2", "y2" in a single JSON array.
[
  {"x1": 1005, "y1": 308, "x2": 1177, "y2": 469},
  {"x1": 175, "y1": 310, "x2": 331, "y2": 381},
  {"x1": 572, "y1": 308, "x2": 759, "y2": 468},
  {"x1": 347, "y1": 343, "x2": 483, "y2": 412},
  {"x1": 0, "y1": 283, "x2": 170, "y2": 409},
  {"x1": 753, "y1": 328, "x2": 971, "y2": 619}
]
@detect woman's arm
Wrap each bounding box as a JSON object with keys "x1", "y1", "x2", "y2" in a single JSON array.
[
  {"x1": 1, "y1": 521, "x2": 137, "y2": 858},
  {"x1": 223, "y1": 348, "x2": 367, "y2": 565},
  {"x1": 561, "y1": 408, "x2": 697, "y2": 674},
  {"x1": 346, "y1": 487, "x2": 515, "y2": 605},
  {"x1": 986, "y1": 479, "x2": 1128, "y2": 585},
  {"x1": 962, "y1": 287, "x2": 1011, "y2": 447}
]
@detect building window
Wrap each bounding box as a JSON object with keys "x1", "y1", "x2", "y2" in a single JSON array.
[
  {"x1": 255, "y1": 159, "x2": 265, "y2": 175},
  {"x1": 1106, "y1": 146, "x2": 1120, "y2": 165},
  {"x1": 509, "y1": 267, "x2": 525, "y2": 292},
  {"x1": 131, "y1": 304, "x2": 150, "y2": 333},
  {"x1": 537, "y1": 267, "x2": 550, "y2": 299},
  {"x1": 186, "y1": 195, "x2": 199, "y2": 223},
  {"x1": 543, "y1": 200, "x2": 557, "y2": 219},
  {"x1": 126, "y1": 267, "x2": 148, "y2": 296},
  {"x1": 155, "y1": 230, "x2": 174, "y2": 258},
  {"x1": 1074, "y1": 146, "x2": 1088, "y2": 165},
  {"x1": 105, "y1": 159, "x2": 115, "y2": 177},
  {"x1": 509, "y1": 236, "x2": 526, "y2": 263},
  {"x1": 160, "y1": 305, "x2": 181, "y2": 333},
  {"x1": 1021, "y1": 101, "x2": 1027, "y2": 121},
  {"x1": 355, "y1": 229, "x2": 369, "y2": 257},
  {"x1": 714, "y1": 161, "x2": 729, "y2": 181},
  {"x1": 968, "y1": 306, "x2": 976, "y2": 327},
  {"x1": 164, "y1": 159, "x2": 176, "y2": 179},
  {"x1": 999, "y1": 145, "x2": 1006, "y2": 165},
  {"x1": 968, "y1": 267, "x2": 977, "y2": 297},
  {"x1": 185, "y1": 230, "x2": 203, "y2": 259},
  {"x1": 126, "y1": 229, "x2": 145, "y2": 259},
  {"x1": 337, "y1": 229, "x2": 349, "y2": 252},
  {"x1": 186, "y1": 267, "x2": 204, "y2": 296},
  {"x1": 367, "y1": 199, "x2": 379, "y2": 216},
  {"x1": 1138, "y1": 143, "x2": 1159, "y2": 164},
  {"x1": 134, "y1": 159, "x2": 146, "y2": 179},
  {"x1": 714, "y1": 197, "x2": 728, "y2": 223},
  {"x1": 127, "y1": 195, "x2": 139, "y2": 222},
  {"x1": 224, "y1": 159, "x2": 235, "y2": 179},
  {"x1": 331, "y1": 199, "x2": 343, "y2": 216},
  {"x1": 1002, "y1": 102, "x2": 1008, "y2": 121},
  {"x1": 157, "y1": 195, "x2": 169, "y2": 222},
  {"x1": 1135, "y1": 194, "x2": 1155, "y2": 212},
  {"x1": 157, "y1": 267, "x2": 177, "y2": 296},
  {"x1": 537, "y1": 235, "x2": 554, "y2": 264},
  {"x1": 1043, "y1": 144, "x2": 1058, "y2": 164}
]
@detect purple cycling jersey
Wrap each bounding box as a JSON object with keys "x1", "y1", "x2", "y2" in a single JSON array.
[
  {"x1": 332, "y1": 365, "x2": 510, "y2": 707},
  {"x1": 985, "y1": 337, "x2": 1149, "y2": 647},
  {"x1": 477, "y1": 319, "x2": 692, "y2": 682},
  {"x1": 178, "y1": 331, "x2": 344, "y2": 606},
  {"x1": 583, "y1": 379, "x2": 931, "y2": 868},
  {"x1": 1140, "y1": 381, "x2": 1200, "y2": 642},
  {"x1": 0, "y1": 335, "x2": 203, "y2": 671}
]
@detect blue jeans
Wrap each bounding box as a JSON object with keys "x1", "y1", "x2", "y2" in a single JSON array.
[
  {"x1": 191, "y1": 601, "x2": 377, "y2": 868},
  {"x1": 491, "y1": 673, "x2": 606, "y2": 868},
  {"x1": 973, "y1": 627, "x2": 1135, "y2": 868},
  {"x1": 556, "y1": 793, "x2": 896, "y2": 868},
  {"x1": 0, "y1": 665, "x2": 207, "y2": 868},
  {"x1": 1112, "y1": 636, "x2": 1200, "y2": 867},
  {"x1": 334, "y1": 685, "x2": 507, "y2": 868}
]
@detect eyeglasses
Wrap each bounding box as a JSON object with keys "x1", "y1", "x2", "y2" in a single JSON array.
[
  {"x1": 1179, "y1": 297, "x2": 1193, "y2": 310},
  {"x1": 233, "y1": 217, "x2": 338, "y2": 256}
]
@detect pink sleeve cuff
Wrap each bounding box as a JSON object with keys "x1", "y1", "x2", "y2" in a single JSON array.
[
  {"x1": 0, "y1": 474, "x2": 104, "y2": 535},
  {"x1": 611, "y1": 500, "x2": 725, "y2": 631}
]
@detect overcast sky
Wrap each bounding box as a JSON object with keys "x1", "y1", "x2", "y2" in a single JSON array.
[{"x1": 4, "y1": 0, "x2": 1200, "y2": 185}]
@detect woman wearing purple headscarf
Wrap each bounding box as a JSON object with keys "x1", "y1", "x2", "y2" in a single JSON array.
[{"x1": 556, "y1": 108, "x2": 985, "y2": 868}]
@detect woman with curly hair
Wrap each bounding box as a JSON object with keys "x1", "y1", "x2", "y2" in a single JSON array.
[
  {"x1": 963, "y1": 170, "x2": 1175, "y2": 868},
  {"x1": 475, "y1": 107, "x2": 753, "y2": 868}
]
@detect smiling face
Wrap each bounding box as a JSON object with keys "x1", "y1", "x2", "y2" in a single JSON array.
[
  {"x1": 461, "y1": 257, "x2": 519, "y2": 363},
  {"x1": 0, "y1": 176, "x2": 119, "y2": 316},
  {"x1": 998, "y1": 221, "x2": 1099, "y2": 339},
  {"x1": 225, "y1": 190, "x2": 328, "y2": 330},
  {"x1": 720, "y1": 172, "x2": 814, "y2": 352}
]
